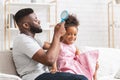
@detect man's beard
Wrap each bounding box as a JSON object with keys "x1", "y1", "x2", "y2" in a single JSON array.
[{"x1": 30, "y1": 25, "x2": 42, "y2": 33}]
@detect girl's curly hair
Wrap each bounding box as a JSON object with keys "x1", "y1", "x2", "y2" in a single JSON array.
[{"x1": 65, "y1": 14, "x2": 79, "y2": 30}]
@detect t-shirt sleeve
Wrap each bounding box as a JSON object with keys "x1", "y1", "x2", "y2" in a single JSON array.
[
  {"x1": 35, "y1": 37, "x2": 44, "y2": 47},
  {"x1": 20, "y1": 36, "x2": 42, "y2": 58}
]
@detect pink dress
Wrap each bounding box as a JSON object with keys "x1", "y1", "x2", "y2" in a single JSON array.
[{"x1": 57, "y1": 42, "x2": 99, "y2": 80}]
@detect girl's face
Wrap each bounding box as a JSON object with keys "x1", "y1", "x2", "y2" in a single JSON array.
[{"x1": 62, "y1": 26, "x2": 78, "y2": 45}]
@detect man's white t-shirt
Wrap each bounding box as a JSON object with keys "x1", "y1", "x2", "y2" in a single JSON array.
[{"x1": 12, "y1": 34, "x2": 49, "y2": 80}]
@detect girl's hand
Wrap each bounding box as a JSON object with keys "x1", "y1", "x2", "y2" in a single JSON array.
[
  {"x1": 75, "y1": 47, "x2": 80, "y2": 55},
  {"x1": 50, "y1": 67, "x2": 58, "y2": 74},
  {"x1": 50, "y1": 61, "x2": 58, "y2": 74}
]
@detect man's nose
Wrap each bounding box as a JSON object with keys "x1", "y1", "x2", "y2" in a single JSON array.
[{"x1": 38, "y1": 20, "x2": 40, "y2": 24}]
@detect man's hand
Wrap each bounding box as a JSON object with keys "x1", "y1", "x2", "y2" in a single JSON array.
[{"x1": 54, "y1": 22, "x2": 66, "y2": 38}]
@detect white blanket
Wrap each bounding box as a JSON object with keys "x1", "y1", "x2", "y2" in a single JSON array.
[{"x1": 79, "y1": 46, "x2": 120, "y2": 80}]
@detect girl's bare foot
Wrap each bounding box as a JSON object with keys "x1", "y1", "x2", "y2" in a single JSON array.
[
  {"x1": 93, "y1": 62, "x2": 99, "y2": 80},
  {"x1": 96, "y1": 62, "x2": 99, "y2": 70},
  {"x1": 93, "y1": 74, "x2": 97, "y2": 80}
]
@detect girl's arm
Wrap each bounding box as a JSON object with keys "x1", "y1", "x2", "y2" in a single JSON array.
[
  {"x1": 43, "y1": 42, "x2": 58, "y2": 73},
  {"x1": 50, "y1": 61, "x2": 58, "y2": 73}
]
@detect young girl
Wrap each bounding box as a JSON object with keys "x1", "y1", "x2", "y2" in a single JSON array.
[{"x1": 50, "y1": 14, "x2": 99, "y2": 80}]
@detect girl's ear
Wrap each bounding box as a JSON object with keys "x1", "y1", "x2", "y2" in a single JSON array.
[{"x1": 23, "y1": 23, "x2": 29, "y2": 29}]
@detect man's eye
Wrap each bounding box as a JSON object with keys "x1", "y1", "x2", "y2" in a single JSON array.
[{"x1": 74, "y1": 34, "x2": 76, "y2": 36}]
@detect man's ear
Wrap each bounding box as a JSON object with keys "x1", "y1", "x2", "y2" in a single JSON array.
[{"x1": 23, "y1": 23, "x2": 29, "y2": 29}]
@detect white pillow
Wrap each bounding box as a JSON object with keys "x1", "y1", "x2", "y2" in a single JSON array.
[
  {"x1": 114, "y1": 69, "x2": 120, "y2": 79},
  {"x1": 97, "y1": 48, "x2": 120, "y2": 77},
  {"x1": 0, "y1": 73, "x2": 22, "y2": 80},
  {"x1": 98, "y1": 75, "x2": 116, "y2": 80}
]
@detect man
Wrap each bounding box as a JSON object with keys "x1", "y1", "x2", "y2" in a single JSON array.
[{"x1": 13, "y1": 8, "x2": 88, "y2": 80}]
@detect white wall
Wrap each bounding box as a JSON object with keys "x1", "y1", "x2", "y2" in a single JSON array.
[
  {"x1": 0, "y1": 0, "x2": 55, "y2": 50},
  {"x1": 0, "y1": 0, "x2": 120, "y2": 50},
  {"x1": 57, "y1": 0, "x2": 108, "y2": 47},
  {"x1": 0, "y1": 0, "x2": 4, "y2": 51},
  {"x1": 114, "y1": 5, "x2": 120, "y2": 48}
]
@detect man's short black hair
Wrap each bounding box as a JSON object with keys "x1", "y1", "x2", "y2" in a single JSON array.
[{"x1": 14, "y1": 8, "x2": 34, "y2": 23}]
